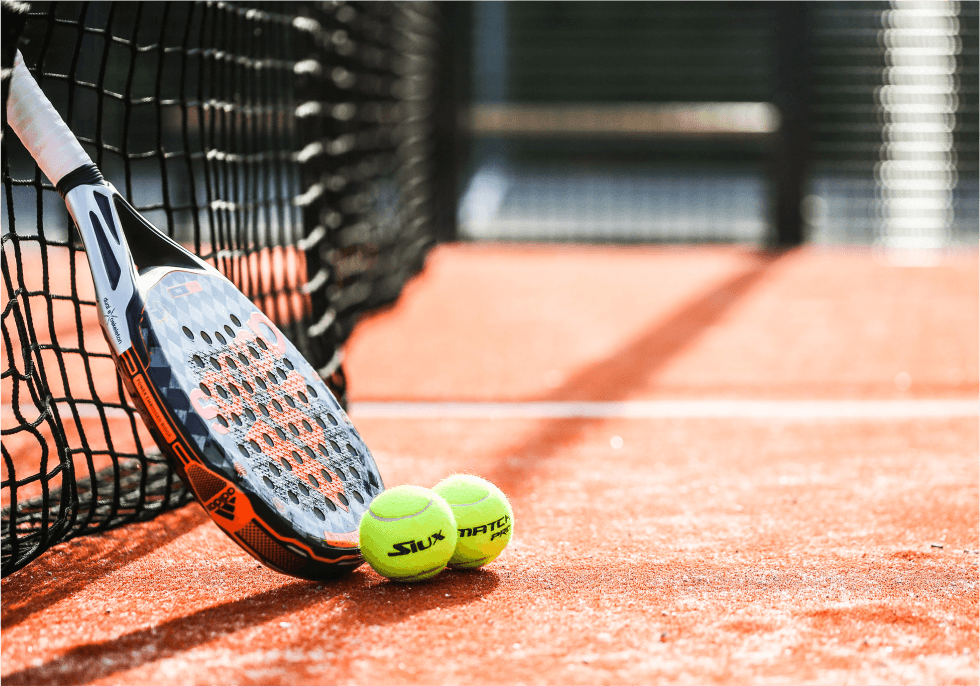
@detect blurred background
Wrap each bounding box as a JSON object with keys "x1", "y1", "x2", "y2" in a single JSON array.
[{"x1": 438, "y1": 1, "x2": 978, "y2": 259}]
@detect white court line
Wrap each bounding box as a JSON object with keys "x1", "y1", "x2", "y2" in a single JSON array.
[
  {"x1": 349, "y1": 399, "x2": 979, "y2": 421},
  {"x1": 3, "y1": 399, "x2": 976, "y2": 424}
]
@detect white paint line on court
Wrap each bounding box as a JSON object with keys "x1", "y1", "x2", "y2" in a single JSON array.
[
  {"x1": 2, "y1": 399, "x2": 976, "y2": 426},
  {"x1": 349, "y1": 399, "x2": 979, "y2": 421}
]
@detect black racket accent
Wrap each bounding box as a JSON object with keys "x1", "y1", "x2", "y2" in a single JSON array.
[
  {"x1": 93, "y1": 192, "x2": 119, "y2": 242},
  {"x1": 89, "y1": 212, "x2": 121, "y2": 290},
  {"x1": 112, "y1": 195, "x2": 201, "y2": 274},
  {"x1": 55, "y1": 163, "x2": 104, "y2": 197}
]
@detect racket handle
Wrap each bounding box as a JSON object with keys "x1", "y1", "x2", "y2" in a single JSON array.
[{"x1": 6, "y1": 50, "x2": 95, "y2": 187}]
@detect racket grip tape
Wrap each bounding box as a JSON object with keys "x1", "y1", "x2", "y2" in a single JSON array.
[{"x1": 6, "y1": 50, "x2": 95, "y2": 187}]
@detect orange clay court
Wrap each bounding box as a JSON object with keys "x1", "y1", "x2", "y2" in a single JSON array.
[{"x1": 2, "y1": 243, "x2": 977, "y2": 684}]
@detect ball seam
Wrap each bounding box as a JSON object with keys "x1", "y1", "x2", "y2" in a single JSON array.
[{"x1": 366, "y1": 498, "x2": 432, "y2": 523}]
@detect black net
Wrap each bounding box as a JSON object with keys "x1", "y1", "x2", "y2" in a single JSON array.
[{"x1": 1, "y1": 0, "x2": 441, "y2": 576}]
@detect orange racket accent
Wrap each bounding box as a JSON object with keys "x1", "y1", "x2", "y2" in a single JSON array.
[
  {"x1": 189, "y1": 388, "x2": 219, "y2": 420},
  {"x1": 170, "y1": 441, "x2": 193, "y2": 466},
  {"x1": 323, "y1": 531, "x2": 359, "y2": 548},
  {"x1": 186, "y1": 463, "x2": 228, "y2": 502},
  {"x1": 120, "y1": 349, "x2": 140, "y2": 375},
  {"x1": 236, "y1": 520, "x2": 306, "y2": 573},
  {"x1": 132, "y1": 373, "x2": 176, "y2": 443},
  {"x1": 246, "y1": 310, "x2": 286, "y2": 355}
]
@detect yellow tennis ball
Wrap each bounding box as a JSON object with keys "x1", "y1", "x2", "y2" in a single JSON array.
[
  {"x1": 433, "y1": 474, "x2": 513, "y2": 569},
  {"x1": 358, "y1": 485, "x2": 457, "y2": 582}
]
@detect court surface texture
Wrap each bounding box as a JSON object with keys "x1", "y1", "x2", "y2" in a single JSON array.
[{"x1": 2, "y1": 244, "x2": 977, "y2": 685}]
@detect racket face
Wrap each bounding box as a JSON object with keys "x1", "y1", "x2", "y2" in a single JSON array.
[
  {"x1": 138, "y1": 267, "x2": 383, "y2": 546},
  {"x1": 70, "y1": 185, "x2": 384, "y2": 579}
]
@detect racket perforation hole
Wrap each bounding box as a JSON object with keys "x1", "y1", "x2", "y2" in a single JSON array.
[
  {"x1": 288, "y1": 491, "x2": 299, "y2": 504},
  {"x1": 289, "y1": 423, "x2": 300, "y2": 435},
  {"x1": 244, "y1": 407, "x2": 256, "y2": 421},
  {"x1": 224, "y1": 324, "x2": 235, "y2": 337},
  {"x1": 326, "y1": 413, "x2": 338, "y2": 426},
  {"x1": 324, "y1": 498, "x2": 337, "y2": 512},
  {"x1": 216, "y1": 414, "x2": 228, "y2": 427},
  {"x1": 275, "y1": 427, "x2": 287, "y2": 440},
  {"x1": 257, "y1": 338, "x2": 269, "y2": 350},
  {"x1": 230, "y1": 314, "x2": 241, "y2": 327},
  {"x1": 249, "y1": 439, "x2": 261, "y2": 452},
  {"x1": 336, "y1": 468, "x2": 347, "y2": 481},
  {"x1": 192, "y1": 355, "x2": 205, "y2": 368},
  {"x1": 302, "y1": 420, "x2": 313, "y2": 432},
  {"x1": 215, "y1": 331, "x2": 226, "y2": 345},
  {"x1": 284, "y1": 395, "x2": 296, "y2": 408},
  {"x1": 269, "y1": 463, "x2": 280, "y2": 477},
  {"x1": 337, "y1": 493, "x2": 349, "y2": 507},
  {"x1": 277, "y1": 369, "x2": 288, "y2": 381},
  {"x1": 329, "y1": 439, "x2": 341, "y2": 453},
  {"x1": 199, "y1": 383, "x2": 211, "y2": 396},
  {"x1": 292, "y1": 450, "x2": 303, "y2": 465},
  {"x1": 298, "y1": 483, "x2": 309, "y2": 496},
  {"x1": 284, "y1": 358, "x2": 294, "y2": 370},
  {"x1": 262, "y1": 433, "x2": 274, "y2": 446},
  {"x1": 248, "y1": 346, "x2": 260, "y2": 359},
  {"x1": 238, "y1": 353, "x2": 249, "y2": 365},
  {"x1": 298, "y1": 392, "x2": 308, "y2": 404},
  {"x1": 263, "y1": 476, "x2": 274, "y2": 489},
  {"x1": 352, "y1": 491, "x2": 364, "y2": 504},
  {"x1": 349, "y1": 466, "x2": 360, "y2": 479},
  {"x1": 307, "y1": 384, "x2": 318, "y2": 398},
  {"x1": 267, "y1": 371, "x2": 277, "y2": 385},
  {"x1": 317, "y1": 443, "x2": 329, "y2": 457},
  {"x1": 238, "y1": 445, "x2": 248, "y2": 458},
  {"x1": 226, "y1": 357, "x2": 237, "y2": 370},
  {"x1": 315, "y1": 417, "x2": 326, "y2": 429},
  {"x1": 229, "y1": 384, "x2": 240, "y2": 396},
  {"x1": 242, "y1": 380, "x2": 253, "y2": 394},
  {"x1": 216, "y1": 385, "x2": 228, "y2": 399},
  {"x1": 232, "y1": 413, "x2": 242, "y2": 425},
  {"x1": 347, "y1": 444, "x2": 358, "y2": 456},
  {"x1": 303, "y1": 446, "x2": 316, "y2": 459},
  {"x1": 201, "y1": 331, "x2": 212, "y2": 345},
  {"x1": 259, "y1": 404, "x2": 270, "y2": 417},
  {"x1": 209, "y1": 358, "x2": 221, "y2": 371},
  {"x1": 280, "y1": 456, "x2": 292, "y2": 471},
  {"x1": 320, "y1": 468, "x2": 332, "y2": 483},
  {"x1": 309, "y1": 474, "x2": 319, "y2": 487},
  {"x1": 255, "y1": 376, "x2": 267, "y2": 390},
  {"x1": 271, "y1": 399, "x2": 283, "y2": 412},
  {"x1": 182, "y1": 327, "x2": 194, "y2": 340},
  {"x1": 312, "y1": 507, "x2": 325, "y2": 520}
]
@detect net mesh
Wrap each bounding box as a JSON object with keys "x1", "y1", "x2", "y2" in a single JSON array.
[{"x1": 1, "y1": 0, "x2": 440, "y2": 576}]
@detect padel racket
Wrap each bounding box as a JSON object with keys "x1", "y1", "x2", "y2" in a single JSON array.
[{"x1": 6, "y1": 51, "x2": 383, "y2": 580}]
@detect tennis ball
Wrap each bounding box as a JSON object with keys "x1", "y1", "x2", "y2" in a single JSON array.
[
  {"x1": 433, "y1": 474, "x2": 513, "y2": 569},
  {"x1": 358, "y1": 485, "x2": 457, "y2": 582}
]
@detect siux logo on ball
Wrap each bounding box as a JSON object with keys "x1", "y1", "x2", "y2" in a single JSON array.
[
  {"x1": 459, "y1": 514, "x2": 510, "y2": 538},
  {"x1": 387, "y1": 530, "x2": 447, "y2": 557}
]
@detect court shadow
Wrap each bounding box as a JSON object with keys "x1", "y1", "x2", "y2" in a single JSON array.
[
  {"x1": 487, "y1": 249, "x2": 790, "y2": 496},
  {"x1": 2, "y1": 581, "x2": 319, "y2": 686},
  {"x1": 1, "y1": 504, "x2": 207, "y2": 629},
  {"x1": 344, "y1": 566, "x2": 501, "y2": 627},
  {"x1": 3, "y1": 567, "x2": 499, "y2": 685}
]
